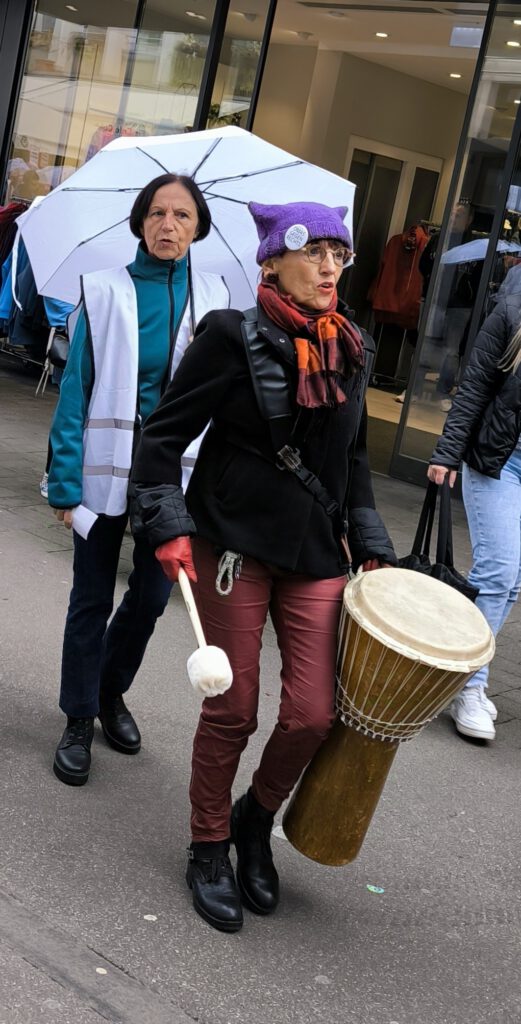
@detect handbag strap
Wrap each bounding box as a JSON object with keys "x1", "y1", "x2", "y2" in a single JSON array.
[
  {"x1": 412, "y1": 480, "x2": 455, "y2": 567},
  {"x1": 411, "y1": 481, "x2": 437, "y2": 558},
  {"x1": 436, "y1": 478, "x2": 455, "y2": 568}
]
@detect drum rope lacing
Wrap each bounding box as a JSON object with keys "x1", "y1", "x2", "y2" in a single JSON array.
[{"x1": 335, "y1": 607, "x2": 471, "y2": 742}]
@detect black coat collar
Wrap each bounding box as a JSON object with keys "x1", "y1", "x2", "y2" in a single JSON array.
[{"x1": 254, "y1": 297, "x2": 357, "y2": 366}]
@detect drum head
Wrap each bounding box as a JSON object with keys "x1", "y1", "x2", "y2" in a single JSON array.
[{"x1": 343, "y1": 568, "x2": 494, "y2": 671}]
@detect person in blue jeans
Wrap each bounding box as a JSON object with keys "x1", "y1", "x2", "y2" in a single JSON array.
[
  {"x1": 48, "y1": 172, "x2": 228, "y2": 785},
  {"x1": 428, "y1": 281, "x2": 521, "y2": 740}
]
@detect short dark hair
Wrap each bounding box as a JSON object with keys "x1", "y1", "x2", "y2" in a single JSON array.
[{"x1": 129, "y1": 173, "x2": 211, "y2": 243}]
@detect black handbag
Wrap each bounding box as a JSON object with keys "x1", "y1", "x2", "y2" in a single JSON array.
[
  {"x1": 398, "y1": 480, "x2": 479, "y2": 602},
  {"x1": 48, "y1": 328, "x2": 69, "y2": 369}
]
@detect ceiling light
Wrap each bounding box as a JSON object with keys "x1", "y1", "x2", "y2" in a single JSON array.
[
  {"x1": 328, "y1": 9, "x2": 346, "y2": 17},
  {"x1": 450, "y1": 26, "x2": 483, "y2": 48},
  {"x1": 185, "y1": 9, "x2": 206, "y2": 17},
  {"x1": 450, "y1": 73, "x2": 462, "y2": 79},
  {"x1": 507, "y1": 40, "x2": 521, "y2": 47},
  {"x1": 241, "y1": 11, "x2": 258, "y2": 20},
  {"x1": 514, "y1": 20, "x2": 521, "y2": 25},
  {"x1": 515, "y1": 99, "x2": 521, "y2": 104},
  {"x1": 375, "y1": 32, "x2": 388, "y2": 38},
  {"x1": 65, "y1": 4, "x2": 78, "y2": 9},
  {"x1": 296, "y1": 31, "x2": 313, "y2": 39}
]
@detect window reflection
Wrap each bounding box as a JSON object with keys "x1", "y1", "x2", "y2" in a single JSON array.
[
  {"x1": 206, "y1": 3, "x2": 270, "y2": 130},
  {"x1": 400, "y1": 4, "x2": 521, "y2": 464},
  {"x1": 3, "y1": 1, "x2": 219, "y2": 204}
]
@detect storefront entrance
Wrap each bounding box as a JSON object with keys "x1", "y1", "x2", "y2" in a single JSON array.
[
  {"x1": 253, "y1": 0, "x2": 489, "y2": 474},
  {"x1": 3, "y1": 0, "x2": 521, "y2": 485}
]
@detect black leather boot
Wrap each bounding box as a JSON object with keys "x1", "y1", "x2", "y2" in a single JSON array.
[
  {"x1": 53, "y1": 716, "x2": 94, "y2": 786},
  {"x1": 98, "y1": 694, "x2": 141, "y2": 754},
  {"x1": 230, "y1": 789, "x2": 279, "y2": 915},
  {"x1": 186, "y1": 841, "x2": 243, "y2": 933}
]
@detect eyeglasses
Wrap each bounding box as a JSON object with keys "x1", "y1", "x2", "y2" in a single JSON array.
[{"x1": 302, "y1": 242, "x2": 354, "y2": 268}]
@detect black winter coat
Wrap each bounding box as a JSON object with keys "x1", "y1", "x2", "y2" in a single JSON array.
[
  {"x1": 131, "y1": 303, "x2": 396, "y2": 577},
  {"x1": 431, "y1": 292, "x2": 521, "y2": 477}
]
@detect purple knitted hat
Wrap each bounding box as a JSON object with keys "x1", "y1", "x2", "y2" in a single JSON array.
[{"x1": 248, "y1": 201, "x2": 351, "y2": 264}]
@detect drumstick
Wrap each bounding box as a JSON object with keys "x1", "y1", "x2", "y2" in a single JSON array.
[{"x1": 177, "y1": 568, "x2": 233, "y2": 697}]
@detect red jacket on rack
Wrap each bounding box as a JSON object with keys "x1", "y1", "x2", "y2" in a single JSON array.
[{"x1": 368, "y1": 225, "x2": 429, "y2": 330}]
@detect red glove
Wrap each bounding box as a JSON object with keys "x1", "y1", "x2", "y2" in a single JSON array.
[
  {"x1": 362, "y1": 559, "x2": 393, "y2": 571},
  {"x1": 155, "y1": 536, "x2": 197, "y2": 582}
]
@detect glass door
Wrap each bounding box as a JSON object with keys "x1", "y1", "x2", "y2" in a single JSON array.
[{"x1": 393, "y1": 1, "x2": 521, "y2": 484}]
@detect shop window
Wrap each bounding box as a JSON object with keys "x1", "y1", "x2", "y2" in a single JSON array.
[
  {"x1": 2, "y1": 0, "x2": 218, "y2": 205},
  {"x1": 205, "y1": 1, "x2": 271, "y2": 130},
  {"x1": 397, "y1": 4, "x2": 521, "y2": 474}
]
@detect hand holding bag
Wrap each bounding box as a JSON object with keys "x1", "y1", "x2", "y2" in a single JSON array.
[{"x1": 398, "y1": 480, "x2": 479, "y2": 602}]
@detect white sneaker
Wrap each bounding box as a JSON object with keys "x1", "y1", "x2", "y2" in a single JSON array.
[
  {"x1": 450, "y1": 686, "x2": 495, "y2": 740},
  {"x1": 394, "y1": 391, "x2": 405, "y2": 404},
  {"x1": 39, "y1": 471, "x2": 49, "y2": 499},
  {"x1": 480, "y1": 690, "x2": 497, "y2": 721},
  {"x1": 439, "y1": 398, "x2": 452, "y2": 413}
]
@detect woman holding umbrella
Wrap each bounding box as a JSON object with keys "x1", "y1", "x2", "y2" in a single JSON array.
[
  {"x1": 49, "y1": 172, "x2": 229, "y2": 787},
  {"x1": 131, "y1": 201, "x2": 396, "y2": 933}
]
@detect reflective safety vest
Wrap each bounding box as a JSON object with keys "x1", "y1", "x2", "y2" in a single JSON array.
[{"x1": 81, "y1": 265, "x2": 229, "y2": 515}]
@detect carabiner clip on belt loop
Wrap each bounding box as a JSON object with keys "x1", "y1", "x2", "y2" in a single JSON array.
[{"x1": 215, "y1": 550, "x2": 243, "y2": 596}]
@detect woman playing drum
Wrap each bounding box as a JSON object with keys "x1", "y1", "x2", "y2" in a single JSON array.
[{"x1": 130, "y1": 201, "x2": 396, "y2": 933}]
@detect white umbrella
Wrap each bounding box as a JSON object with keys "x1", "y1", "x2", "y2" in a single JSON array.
[
  {"x1": 440, "y1": 237, "x2": 521, "y2": 265},
  {"x1": 17, "y1": 127, "x2": 355, "y2": 309}
]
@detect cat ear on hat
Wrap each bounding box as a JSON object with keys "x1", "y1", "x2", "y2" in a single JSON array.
[
  {"x1": 248, "y1": 201, "x2": 270, "y2": 238},
  {"x1": 334, "y1": 206, "x2": 348, "y2": 221}
]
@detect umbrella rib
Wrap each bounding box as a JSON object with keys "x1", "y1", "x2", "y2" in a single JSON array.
[
  {"x1": 134, "y1": 146, "x2": 170, "y2": 173},
  {"x1": 204, "y1": 193, "x2": 250, "y2": 206},
  {"x1": 75, "y1": 216, "x2": 130, "y2": 247},
  {"x1": 59, "y1": 187, "x2": 142, "y2": 193},
  {"x1": 38, "y1": 216, "x2": 132, "y2": 290},
  {"x1": 211, "y1": 222, "x2": 256, "y2": 305},
  {"x1": 191, "y1": 138, "x2": 223, "y2": 179},
  {"x1": 197, "y1": 160, "x2": 304, "y2": 188}
]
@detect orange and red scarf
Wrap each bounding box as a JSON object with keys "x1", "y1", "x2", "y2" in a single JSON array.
[{"x1": 258, "y1": 280, "x2": 364, "y2": 408}]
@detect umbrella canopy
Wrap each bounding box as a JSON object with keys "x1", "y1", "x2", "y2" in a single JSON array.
[
  {"x1": 17, "y1": 127, "x2": 355, "y2": 309},
  {"x1": 440, "y1": 237, "x2": 521, "y2": 265}
]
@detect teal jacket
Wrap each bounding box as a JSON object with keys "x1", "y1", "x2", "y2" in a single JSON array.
[{"x1": 48, "y1": 243, "x2": 188, "y2": 509}]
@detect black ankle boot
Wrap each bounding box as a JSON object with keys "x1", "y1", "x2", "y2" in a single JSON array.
[
  {"x1": 186, "y1": 841, "x2": 243, "y2": 933},
  {"x1": 230, "y1": 789, "x2": 279, "y2": 915},
  {"x1": 53, "y1": 716, "x2": 94, "y2": 786},
  {"x1": 98, "y1": 694, "x2": 141, "y2": 754}
]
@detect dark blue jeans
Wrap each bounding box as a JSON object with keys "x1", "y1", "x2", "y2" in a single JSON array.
[{"x1": 60, "y1": 513, "x2": 172, "y2": 718}]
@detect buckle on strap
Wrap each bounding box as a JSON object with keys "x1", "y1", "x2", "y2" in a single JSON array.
[{"x1": 276, "y1": 444, "x2": 301, "y2": 472}]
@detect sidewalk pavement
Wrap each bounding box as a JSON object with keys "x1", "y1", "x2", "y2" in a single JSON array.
[{"x1": 1, "y1": 357, "x2": 520, "y2": 1024}]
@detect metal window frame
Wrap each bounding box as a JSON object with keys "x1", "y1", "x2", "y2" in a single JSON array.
[
  {"x1": 0, "y1": 0, "x2": 35, "y2": 194},
  {"x1": 246, "y1": 0, "x2": 277, "y2": 130},
  {"x1": 193, "y1": 0, "x2": 232, "y2": 130}
]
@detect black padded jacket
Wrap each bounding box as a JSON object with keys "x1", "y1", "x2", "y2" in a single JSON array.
[{"x1": 430, "y1": 291, "x2": 521, "y2": 478}]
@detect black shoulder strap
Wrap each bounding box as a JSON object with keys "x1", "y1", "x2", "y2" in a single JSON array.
[
  {"x1": 240, "y1": 310, "x2": 342, "y2": 525},
  {"x1": 240, "y1": 308, "x2": 294, "y2": 452}
]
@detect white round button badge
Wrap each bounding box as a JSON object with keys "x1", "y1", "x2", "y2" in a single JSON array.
[{"x1": 284, "y1": 224, "x2": 309, "y2": 250}]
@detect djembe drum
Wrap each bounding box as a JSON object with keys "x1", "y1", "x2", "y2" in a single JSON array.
[{"x1": 283, "y1": 568, "x2": 494, "y2": 866}]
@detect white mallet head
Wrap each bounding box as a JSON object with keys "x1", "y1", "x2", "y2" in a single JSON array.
[{"x1": 187, "y1": 645, "x2": 233, "y2": 698}]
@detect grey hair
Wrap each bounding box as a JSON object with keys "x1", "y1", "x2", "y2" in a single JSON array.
[{"x1": 498, "y1": 323, "x2": 521, "y2": 373}]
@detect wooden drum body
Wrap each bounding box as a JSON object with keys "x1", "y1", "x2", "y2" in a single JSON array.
[{"x1": 283, "y1": 569, "x2": 495, "y2": 866}]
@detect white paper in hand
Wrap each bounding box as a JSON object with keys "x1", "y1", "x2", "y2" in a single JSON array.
[{"x1": 72, "y1": 504, "x2": 98, "y2": 539}]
